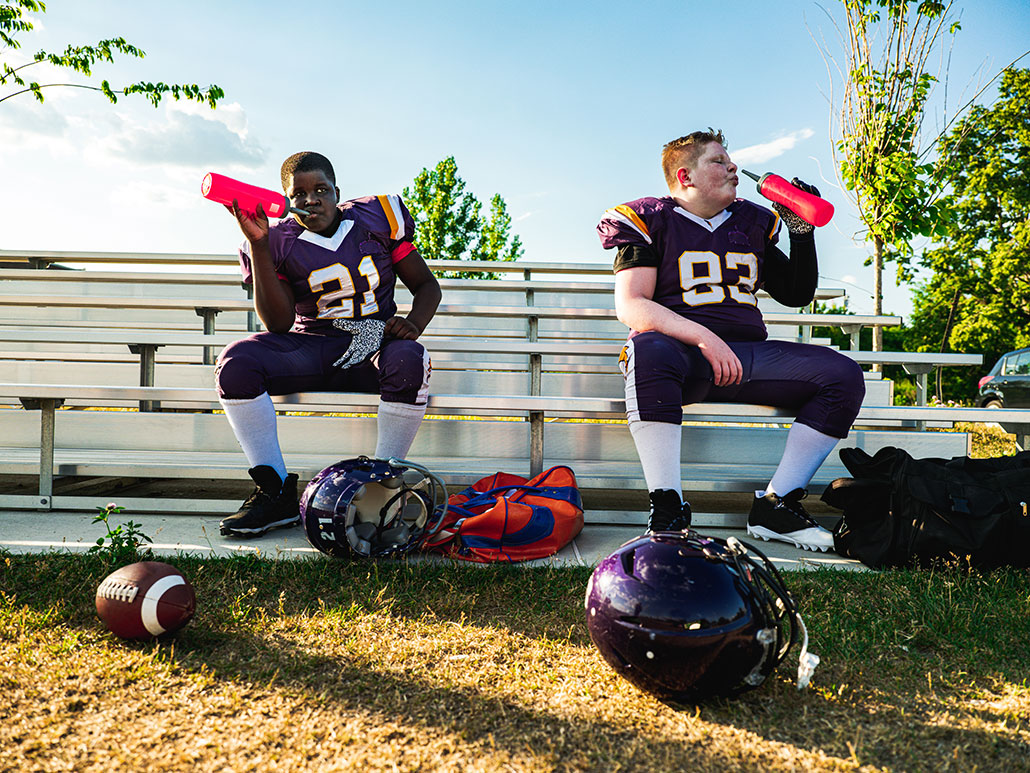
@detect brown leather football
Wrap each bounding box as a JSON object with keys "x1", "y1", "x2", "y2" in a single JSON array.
[{"x1": 95, "y1": 561, "x2": 196, "y2": 640}]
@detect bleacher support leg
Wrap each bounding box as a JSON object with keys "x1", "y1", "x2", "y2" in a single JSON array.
[
  {"x1": 244, "y1": 282, "x2": 258, "y2": 332},
  {"x1": 128, "y1": 344, "x2": 161, "y2": 412},
  {"x1": 196, "y1": 307, "x2": 220, "y2": 365},
  {"x1": 18, "y1": 396, "x2": 62, "y2": 509},
  {"x1": 529, "y1": 352, "x2": 544, "y2": 476},
  {"x1": 38, "y1": 398, "x2": 56, "y2": 509},
  {"x1": 902, "y1": 363, "x2": 933, "y2": 431},
  {"x1": 530, "y1": 411, "x2": 544, "y2": 477},
  {"x1": 840, "y1": 324, "x2": 862, "y2": 352}
]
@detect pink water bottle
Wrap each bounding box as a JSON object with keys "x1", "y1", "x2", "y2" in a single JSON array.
[
  {"x1": 201, "y1": 172, "x2": 308, "y2": 218},
  {"x1": 741, "y1": 169, "x2": 834, "y2": 227}
]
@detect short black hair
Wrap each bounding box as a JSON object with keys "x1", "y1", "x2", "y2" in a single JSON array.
[{"x1": 280, "y1": 151, "x2": 336, "y2": 191}]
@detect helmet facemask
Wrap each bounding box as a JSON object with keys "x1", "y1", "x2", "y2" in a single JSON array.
[{"x1": 300, "y1": 457, "x2": 447, "y2": 558}]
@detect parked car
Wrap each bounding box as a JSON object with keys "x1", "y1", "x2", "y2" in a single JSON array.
[{"x1": 978, "y1": 346, "x2": 1030, "y2": 408}]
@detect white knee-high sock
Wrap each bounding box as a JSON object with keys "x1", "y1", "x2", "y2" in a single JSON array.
[
  {"x1": 765, "y1": 422, "x2": 840, "y2": 497},
  {"x1": 220, "y1": 392, "x2": 287, "y2": 481},
  {"x1": 627, "y1": 419, "x2": 683, "y2": 496},
  {"x1": 375, "y1": 400, "x2": 427, "y2": 460}
]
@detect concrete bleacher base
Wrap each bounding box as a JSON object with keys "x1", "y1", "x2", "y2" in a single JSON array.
[{"x1": 0, "y1": 506, "x2": 867, "y2": 572}]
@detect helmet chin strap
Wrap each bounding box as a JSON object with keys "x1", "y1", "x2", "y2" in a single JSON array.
[
  {"x1": 725, "y1": 535, "x2": 820, "y2": 690},
  {"x1": 795, "y1": 614, "x2": 821, "y2": 690},
  {"x1": 381, "y1": 456, "x2": 449, "y2": 543}
]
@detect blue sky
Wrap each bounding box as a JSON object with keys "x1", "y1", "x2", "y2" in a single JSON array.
[{"x1": 2, "y1": 0, "x2": 1028, "y2": 317}]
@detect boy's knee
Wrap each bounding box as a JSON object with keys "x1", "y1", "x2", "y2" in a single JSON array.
[
  {"x1": 631, "y1": 332, "x2": 681, "y2": 364},
  {"x1": 382, "y1": 338, "x2": 426, "y2": 364},
  {"x1": 825, "y1": 355, "x2": 866, "y2": 421},
  {"x1": 378, "y1": 339, "x2": 430, "y2": 403},
  {"x1": 833, "y1": 356, "x2": 866, "y2": 400},
  {"x1": 215, "y1": 340, "x2": 264, "y2": 399}
]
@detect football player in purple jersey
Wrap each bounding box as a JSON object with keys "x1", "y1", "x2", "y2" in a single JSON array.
[
  {"x1": 597, "y1": 129, "x2": 864, "y2": 552},
  {"x1": 215, "y1": 151, "x2": 441, "y2": 538}
]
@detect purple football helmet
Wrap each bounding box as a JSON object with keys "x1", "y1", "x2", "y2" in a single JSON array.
[
  {"x1": 300, "y1": 456, "x2": 445, "y2": 558},
  {"x1": 585, "y1": 531, "x2": 817, "y2": 704}
]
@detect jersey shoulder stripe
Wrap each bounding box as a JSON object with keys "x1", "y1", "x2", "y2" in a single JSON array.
[
  {"x1": 767, "y1": 209, "x2": 781, "y2": 241},
  {"x1": 343, "y1": 194, "x2": 414, "y2": 243},
  {"x1": 607, "y1": 204, "x2": 652, "y2": 244},
  {"x1": 377, "y1": 194, "x2": 407, "y2": 240},
  {"x1": 597, "y1": 197, "x2": 674, "y2": 250}
]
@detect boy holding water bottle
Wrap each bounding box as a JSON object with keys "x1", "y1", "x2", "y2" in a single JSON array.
[
  {"x1": 215, "y1": 151, "x2": 440, "y2": 538},
  {"x1": 596, "y1": 129, "x2": 864, "y2": 551}
]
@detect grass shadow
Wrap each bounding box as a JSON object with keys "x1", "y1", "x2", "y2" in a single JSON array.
[{"x1": 2, "y1": 551, "x2": 1029, "y2": 770}]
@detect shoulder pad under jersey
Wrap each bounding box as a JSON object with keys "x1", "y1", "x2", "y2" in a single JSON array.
[
  {"x1": 596, "y1": 197, "x2": 673, "y2": 250},
  {"x1": 344, "y1": 194, "x2": 416, "y2": 242}
]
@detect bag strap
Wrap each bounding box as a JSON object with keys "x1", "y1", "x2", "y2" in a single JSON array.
[{"x1": 459, "y1": 484, "x2": 548, "y2": 508}]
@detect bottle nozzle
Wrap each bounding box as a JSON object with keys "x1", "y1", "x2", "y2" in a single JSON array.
[{"x1": 741, "y1": 169, "x2": 761, "y2": 183}]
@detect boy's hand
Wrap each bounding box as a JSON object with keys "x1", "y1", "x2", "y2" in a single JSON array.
[
  {"x1": 773, "y1": 178, "x2": 818, "y2": 236},
  {"x1": 696, "y1": 330, "x2": 743, "y2": 387},
  {"x1": 227, "y1": 200, "x2": 270, "y2": 244},
  {"x1": 384, "y1": 316, "x2": 421, "y2": 340}
]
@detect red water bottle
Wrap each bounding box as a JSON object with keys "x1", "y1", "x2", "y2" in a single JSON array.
[
  {"x1": 201, "y1": 173, "x2": 308, "y2": 218},
  {"x1": 741, "y1": 169, "x2": 834, "y2": 227}
]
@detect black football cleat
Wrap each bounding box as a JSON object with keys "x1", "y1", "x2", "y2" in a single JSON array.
[
  {"x1": 220, "y1": 465, "x2": 300, "y2": 538},
  {"x1": 746, "y1": 488, "x2": 834, "y2": 552},
  {"x1": 646, "y1": 489, "x2": 692, "y2": 533}
]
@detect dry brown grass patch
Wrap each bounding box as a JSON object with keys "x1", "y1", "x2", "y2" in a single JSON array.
[{"x1": 2, "y1": 555, "x2": 1028, "y2": 772}]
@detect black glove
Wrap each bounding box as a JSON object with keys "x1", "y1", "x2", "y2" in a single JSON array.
[
  {"x1": 332, "y1": 318, "x2": 386, "y2": 369},
  {"x1": 773, "y1": 177, "x2": 819, "y2": 236}
]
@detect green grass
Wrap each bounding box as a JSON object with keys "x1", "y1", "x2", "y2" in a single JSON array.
[{"x1": 2, "y1": 552, "x2": 1029, "y2": 771}]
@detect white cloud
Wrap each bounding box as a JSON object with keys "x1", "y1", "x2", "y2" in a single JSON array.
[
  {"x1": 22, "y1": 12, "x2": 45, "y2": 32},
  {"x1": 103, "y1": 101, "x2": 266, "y2": 169},
  {"x1": 732, "y1": 129, "x2": 815, "y2": 166},
  {"x1": 0, "y1": 100, "x2": 70, "y2": 147},
  {"x1": 110, "y1": 179, "x2": 200, "y2": 211},
  {"x1": 169, "y1": 99, "x2": 250, "y2": 140},
  {"x1": 0, "y1": 94, "x2": 265, "y2": 170}
]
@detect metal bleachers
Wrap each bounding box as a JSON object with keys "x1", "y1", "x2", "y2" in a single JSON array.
[{"x1": 0, "y1": 252, "x2": 1015, "y2": 517}]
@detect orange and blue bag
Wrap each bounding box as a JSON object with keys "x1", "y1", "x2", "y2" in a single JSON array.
[{"x1": 422, "y1": 466, "x2": 584, "y2": 562}]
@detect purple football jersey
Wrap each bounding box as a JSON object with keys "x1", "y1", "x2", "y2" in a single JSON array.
[
  {"x1": 597, "y1": 197, "x2": 781, "y2": 341},
  {"x1": 237, "y1": 194, "x2": 416, "y2": 335}
]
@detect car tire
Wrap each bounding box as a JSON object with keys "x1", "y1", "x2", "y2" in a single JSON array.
[{"x1": 983, "y1": 399, "x2": 1003, "y2": 409}]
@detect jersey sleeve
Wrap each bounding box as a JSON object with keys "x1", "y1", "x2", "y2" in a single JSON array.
[
  {"x1": 761, "y1": 231, "x2": 817, "y2": 307},
  {"x1": 237, "y1": 240, "x2": 254, "y2": 285},
  {"x1": 349, "y1": 194, "x2": 418, "y2": 262},
  {"x1": 596, "y1": 199, "x2": 659, "y2": 250},
  {"x1": 612, "y1": 244, "x2": 662, "y2": 273},
  {"x1": 236, "y1": 224, "x2": 296, "y2": 285}
]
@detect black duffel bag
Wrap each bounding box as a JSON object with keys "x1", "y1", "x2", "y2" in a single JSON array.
[{"x1": 822, "y1": 446, "x2": 1030, "y2": 569}]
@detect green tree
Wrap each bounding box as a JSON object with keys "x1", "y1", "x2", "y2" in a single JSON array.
[
  {"x1": 474, "y1": 193, "x2": 524, "y2": 265},
  {"x1": 1, "y1": 1, "x2": 223, "y2": 108},
  {"x1": 403, "y1": 156, "x2": 524, "y2": 279},
  {"x1": 828, "y1": 0, "x2": 965, "y2": 358},
  {"x1": 906, "y1": 68, "x2": 1030, "y2": 402}
]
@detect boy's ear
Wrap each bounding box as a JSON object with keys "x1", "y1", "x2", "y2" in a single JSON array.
[{"x1": 676, "y1": 166, "x2": 692, "y2": 188}]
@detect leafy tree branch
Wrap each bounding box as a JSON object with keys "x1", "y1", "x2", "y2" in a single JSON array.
[{"x1": 1, "y1": 1, "x2": 223, "y2": 109}]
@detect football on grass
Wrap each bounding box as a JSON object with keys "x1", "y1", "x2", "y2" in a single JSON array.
[{"x1": 95, "y1": 561, "x2": 196, "y2": 640}]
